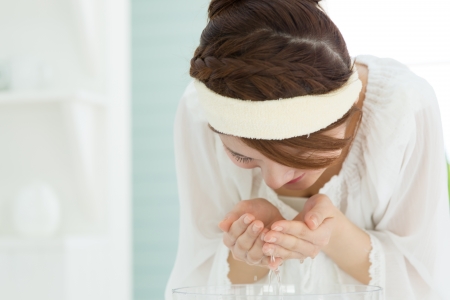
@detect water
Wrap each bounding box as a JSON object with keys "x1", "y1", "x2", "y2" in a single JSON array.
[
  {"x1": 173, "y1": 285, "x2": 384, "y2": 299},
  {"x1": 268, "y1": 255, "x2": 283, "y2": 299}
]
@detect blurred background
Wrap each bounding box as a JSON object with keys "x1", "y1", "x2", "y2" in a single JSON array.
[
  {"x1": 0, "y1": 0, "x2": 131, "y2": 299},
  {"x1": 0, "y1": 0, "x2": 448, "y2": 299}
]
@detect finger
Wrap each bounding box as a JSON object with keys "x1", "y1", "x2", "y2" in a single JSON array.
[
  {"x1": 222, "y1": 214, "x2": 255, "y2": 247},
  {"x1": 264, "y1": 231, "x2": 317, "y2": 256},
  {"x1": 246, "y1": 227, "x2": 269, "y2": 265},
  {"x1": 304, "y1": 207, "x2": 328, "y2": 230},
  {"x1": 304, "y1": 194, "x2": 334, "y2": 230},
  {"x1": 270, "y1": 220, "x2": 313, "y2": 240},
  {"x1": 218, "y1": 211, "x2": 243, "y2": 232},
  {"x1": 269, "y1": 219, "x2": 333, "y2": 246},
  {"x1": 233, "y1": 220, "x2": 264, "y2": 260},
  {"x1": 218, "y1": 200, "x2": 261, "y2": 232},
  {"x1": 309, "y1": 217, "x2": 333, "y2": 246},
  {"x1": 262, "y1": 243, "x2": 310, "y2": 260}
]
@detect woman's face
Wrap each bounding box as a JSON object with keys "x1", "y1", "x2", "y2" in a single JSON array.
[{"x1": 218, "y1": 124, "x2": 347, "y2": 191}]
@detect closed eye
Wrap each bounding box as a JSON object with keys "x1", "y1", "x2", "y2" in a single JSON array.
[
  {"x1": 223, "y1": 145, "x2": 254, "y2": 164},
  {"x1": 230, "y1": 152, "x2": 253, "y2": 164}
]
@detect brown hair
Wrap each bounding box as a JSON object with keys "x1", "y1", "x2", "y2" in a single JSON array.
[{"x1": 190, "y1": 0, "x2": 362, "y2": 169}]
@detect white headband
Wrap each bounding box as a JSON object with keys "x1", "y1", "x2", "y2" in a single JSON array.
[{"x1": 194, "y1": 69, "x2": 362, "y2": 140}]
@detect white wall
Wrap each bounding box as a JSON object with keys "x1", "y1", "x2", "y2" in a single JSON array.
[
  {"x1": 325, "y1": 0, "x2": 450, "y2": 158},
  {"x1": 0, "y1": 0, "x2": 106, "y2": 92},
  {"x1": 0, "y1": 0, "x2": 131, "y2": 299}
]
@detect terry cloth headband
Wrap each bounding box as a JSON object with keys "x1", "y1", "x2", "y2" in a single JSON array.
[{"x1": 194, "y1": 68, "x2": 362, "y2": 140}]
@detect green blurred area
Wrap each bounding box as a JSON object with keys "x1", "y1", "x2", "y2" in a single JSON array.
[
  {"x1": 448, "y1": 163, "x2": 450, "y2": 199},
  {"x1": 131, "y1": 0, "x2": 209, "y2": 299}
]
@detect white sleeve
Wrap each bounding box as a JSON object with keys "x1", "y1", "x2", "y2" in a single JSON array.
[
  {"x1": 164, "y1": 81, "x2": 254, "y2": 299},
  {"x1": 366, "y1": 85, "x2": 450, "y2": 299}
]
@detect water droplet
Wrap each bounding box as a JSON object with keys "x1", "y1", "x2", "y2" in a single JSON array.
[{"x1": 268, "y1": 255, "x2": 283, "y2": 299}]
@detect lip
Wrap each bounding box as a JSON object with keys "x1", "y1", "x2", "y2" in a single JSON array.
[{"x1": 286, "y1": 173, "x2": 305, "y2": 184}]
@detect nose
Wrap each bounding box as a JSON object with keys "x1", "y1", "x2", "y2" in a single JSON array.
[{"x1": 260, "y1": 161, "x2": 296, "y2": 190}]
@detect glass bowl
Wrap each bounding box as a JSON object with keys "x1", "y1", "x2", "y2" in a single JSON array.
[{"x1": 172, "y1": 284, "x2": 383, "y2": 299}]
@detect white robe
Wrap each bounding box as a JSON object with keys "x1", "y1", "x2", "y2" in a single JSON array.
[{"x1": 164, "y1": 54, "x2": 450, "y2": 299}]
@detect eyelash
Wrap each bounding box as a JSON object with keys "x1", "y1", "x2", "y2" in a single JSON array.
[{"x1": 230, "y1": 152, "x2": 253, "y2": 164}]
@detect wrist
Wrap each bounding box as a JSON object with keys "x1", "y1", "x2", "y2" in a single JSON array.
[
  {"x1": 322, "y1": 206, "x2": 347, "y2": 255},
  {"x1": 320, "y1": 208, "x2": 372, "y2": 285}
]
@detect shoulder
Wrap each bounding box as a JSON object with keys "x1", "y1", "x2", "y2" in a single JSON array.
[
  {"x1": 356, "y1": 54, "x2": 440, "y2": 148},
  {"x1": 176, "y1": 79, "x2": 209, "y2": 125},
  {"x1": 349, "y1": 56, "x2": 443, "y2": 201},
  {"x1": 175, "y1": 79, "x2": 256, "y2": 190},
  {"x1": 357, "y1": 55, "x2": 444, "y2": 155},
  {"x1": 356, "y1": 54, "x2": 437, "y2": 114},
  {"x1": 179, "y1": 79, "x2": 201, "y2": 108}
]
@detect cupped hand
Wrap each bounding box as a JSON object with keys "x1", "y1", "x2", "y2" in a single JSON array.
[
  {"x1": 261, "y1": 194, "x2": 341, "y2": 262},
  {"x1": 218, "y1": 198, "x2": 285, "y2": 269}
]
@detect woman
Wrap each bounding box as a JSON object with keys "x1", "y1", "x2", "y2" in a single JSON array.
[{"x1": 165, "y1": 0, "x2": 450, "y2": 299}]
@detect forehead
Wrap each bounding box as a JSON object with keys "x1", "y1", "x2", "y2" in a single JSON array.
[
  {"x1": 218, "y1": 134, "x2": 248, "y2": 149},
  {"x1": 218, "y1": 134, "x2": 261, "y2": 156},
  {"x1": 217, "y1": 122, "x2": 347, "y2": 159},
  {"x1": 218, "y1": 122, "x2": 346, "y2": 145}
]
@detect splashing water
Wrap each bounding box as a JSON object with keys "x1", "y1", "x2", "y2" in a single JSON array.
[{"x1": 268, "y1": 254, "x2": 283, "y2": 299}]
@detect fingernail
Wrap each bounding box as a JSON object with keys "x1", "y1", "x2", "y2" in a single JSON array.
[
  {"x1": 265, "y1": 247, "x2": 274, "y2": 255},
  {"x1": 244, "y1": 215, "x2": 253, "y2": 225},
  {"x1": 252, "y1": 223, "x2": 262, "y2": 233},
  {"x1": 311, "y1": 217, "x2": 318, "y2": 228},
  {"x1": 260, "y1": 232, "x2": 266, "y2": 241},
  {"x1": 265, "y1": 237, "x2": 276, "y2": 243},
  {"x1": 272, "y1": 226, "x2": 283, "y2": 232},
  {"x1": 218, "y1": 218, "x2": 226, "y2": 230}
]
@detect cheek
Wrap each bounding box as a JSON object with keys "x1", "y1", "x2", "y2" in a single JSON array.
[
  {"x1": 285, "y1": 169, "x2": 325, "y2": 189},
  {"x1": 309, "y1": 168, "x2": 327, "y2": 176},
  {"x1": 305, "y1": 169, "x2": 327, "y2": 182},
  {"x1": 299, "y1": 169, "x2": 325, "y2": 183}
]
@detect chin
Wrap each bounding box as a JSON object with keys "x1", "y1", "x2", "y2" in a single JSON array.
[
  {"x1": 283, "y1": 178, "x2": 317, "y2": 191},
  {"x1": 283, "y1": 180, "x2": 311, "y2": 190},
  {"x1": 283, "y1": 185, "x2": 305, "y2": 190}
]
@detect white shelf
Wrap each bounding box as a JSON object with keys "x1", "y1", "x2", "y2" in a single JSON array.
[
  {"x1": 0, "y1": 90, "x2": 107, "y2": 106},
  {"x1": 0, "y1": 236, "x2": 107, "y2": 251}
]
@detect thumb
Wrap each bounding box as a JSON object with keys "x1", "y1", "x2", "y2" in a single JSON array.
[
  {"x1": 218, "y1": 212, "x2": 254, "y2": 233},
  {"x1": 218, "y1": 199, "x2": 260, "y2": 232},
  {"x1": 303, "y1": 194, "x2": 331, "y2": 230},
  {"x1": 304, "y1": 210, "x2": 323, "y2": 230}
]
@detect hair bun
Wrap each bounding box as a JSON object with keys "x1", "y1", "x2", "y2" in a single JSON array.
[
  {"x1": 208, "y1": 0, "x2": 322, "y2": 19},
  {"x1": 208, "y1": 0, "x2": 242, "y2": 19}
]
